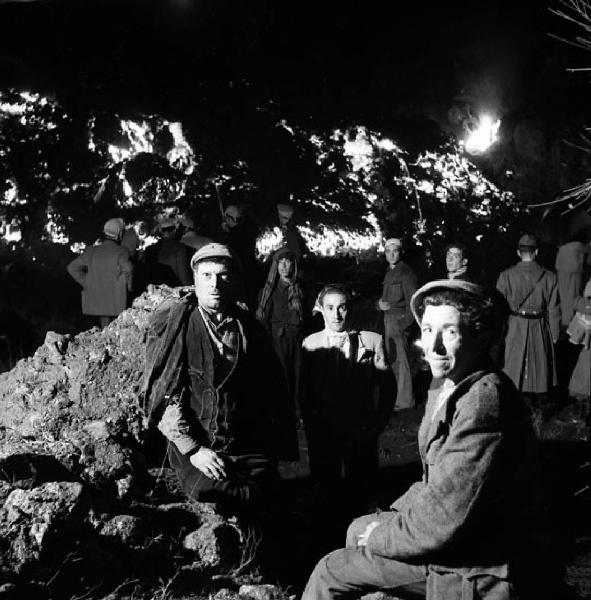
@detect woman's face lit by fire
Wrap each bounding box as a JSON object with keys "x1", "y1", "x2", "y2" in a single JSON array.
[
  {"x1": 420, "y1": 304, "x2": 479, "y2": 382},
  {"x1": 277, "y1": 257, "x2": 294, "y2": 280}
]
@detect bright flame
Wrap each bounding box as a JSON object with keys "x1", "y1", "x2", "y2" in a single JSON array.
[
  {"x1": 256, "y1": 221, "x2": 383, "y2": 261},
  {"x1": 166, "y1": 121, "x2": 195, "y2": 174},
  {"x1": 108, "y1": 119, "x2": 153, "y2": 163},
  {"x1": 463, "y1": 114, "x2": 500, "y2": 154}
]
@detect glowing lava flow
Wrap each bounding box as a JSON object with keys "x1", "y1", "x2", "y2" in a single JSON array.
[{"x1": 463, "y1": 114, "x2": 500, "y2": 154}]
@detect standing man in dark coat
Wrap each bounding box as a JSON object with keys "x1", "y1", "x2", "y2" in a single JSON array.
[
  {"x1": 496, "y1": 234, "x2": 560, "y2": 398},
  {"x1": 378, "y1": 237, "x2": 417, "y2": 410},
  {"x1": 302, "y1": 280, "x2": 551, "y2": 600},
  {"x1": 144, "y1": 217, "x2": 192, "y2": 288},
  {"x1": 143, "y1": 243, "x2": 295, "y2": 511},
  {"x1": 67, "y1": 218, "x2": 133, "y2": 328},
  {"x1": 276, "y1": 203, "x2": 308, "y2": 265}
]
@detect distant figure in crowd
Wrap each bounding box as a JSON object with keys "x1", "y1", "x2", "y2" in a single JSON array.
[
  {"x1": 179, "y1": 214, "x2": 211, "y2": 252},
  {"x1": 143, "y1": 243, "x2": 296, "y2": 511},
  {"x1": 302, "y1": 279, "x2": 551, "y2": 600},
  {"x1": 276, "y1": 203, "x2": 308, "y2": 265},
  {"x1": 300, "y1": 284, "x2": 395, "y2": 512},
  {"x1": 567, "y1": 278, "x2": 591, "y2": 401},
  {"x1": 555, "y1": 233, "x2": 589, "y2": 329},
  {"x1": 144, "y1": 217, "x2": 192, "y2": 288},
  {"x1": 378, "y1": 237, "x2": 417, "y2": 409},
  {"x1": 445, "y1": 242, "x2": 472, "y2": 281},
  {"x1": 220, "y1": 204, "x2": 260, "y2": 308},
  {"x1": 496, "y1": 234, "x2": 560, "y2": 400},
  {"x1": 67, "y1": 218, "x2": 133, "y2": 328},
  {"x1": 256, "y1": 246, "x2": 304, "y2": 418},
  {"x1": 121, "y1": 223, "x2": 140, "y2": 260}
]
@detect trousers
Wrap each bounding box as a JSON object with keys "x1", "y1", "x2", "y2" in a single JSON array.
[
  {"x1": 384, "y1": 315, "x2": 414, "y2": 409},
  {"x1": 302, "y1": 512, "x2": 426, "y2": 600},
  {"x1": 168, "y1": 448, "x2": 280, "y2": 512}
]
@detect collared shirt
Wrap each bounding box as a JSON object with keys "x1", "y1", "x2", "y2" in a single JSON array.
[
  {"x1": 448, "y1": 266, "x2": 468, "y2": 280},
  {"x1": 196, "y1": 306, "x2": 239, "y2": 388},
  {"x1": 324, "y1": 329, "x2": 351, "y2": 358}
]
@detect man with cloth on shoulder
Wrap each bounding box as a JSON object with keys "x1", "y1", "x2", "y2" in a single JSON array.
[
  {"x1": 302, "y1": 279, "x2": 552, "y2": 600},
  {"x1": 143, "y1": 243, "x2": 296, "y2": 512}
]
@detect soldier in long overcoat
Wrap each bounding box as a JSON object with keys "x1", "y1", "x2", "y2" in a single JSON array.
[{"x1": 496, "y1": 234, "x2": 560, "y2": 395}]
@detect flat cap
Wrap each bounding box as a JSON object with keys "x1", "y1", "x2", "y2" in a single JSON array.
[
  {"x1": 190, "y1": 242, "x2": 235, "y2": 271},
  {"x1": 103, "y1": 218, "x2": 125, "y2": 239},
  {"x1": 384, "y1": 237, "x2": 402, "y2": 249},
  {"x1": 410, "y1": 279, "x2": 489, "y2": 324}
]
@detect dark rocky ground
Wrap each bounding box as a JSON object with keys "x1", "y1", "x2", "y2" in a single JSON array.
[{"x1": 0, "y1": 283, "x2": 590, "y2": 599}]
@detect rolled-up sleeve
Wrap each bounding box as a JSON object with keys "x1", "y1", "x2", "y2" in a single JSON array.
[{"x1": 157, "y1": 397, "x2": 200, "y2": 455}]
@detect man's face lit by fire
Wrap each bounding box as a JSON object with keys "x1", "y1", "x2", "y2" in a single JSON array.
[
  {"x1": 277, "y1": 257, "x2": 294, "y2": 280},
  {"x1": 224, "y1": 206, "x2": 243, "y2": 230},
  {"x1": 194, "y1": 260, "x2": 234, "y2": 313},
  {"x1": 446, "y1": 247, "x2": 467, "y2": 274},
  {"x1": 420, "y1": 304, "x2": 479, "y2": 382},
  {"x1": 320, "y1": 292, "x2": 348, "y2": 333},
  {"x1": 385, "y1": 245, "x2": 401, "y2": 267},
  {"x1": 278, "y1": 213, "x2": 292, "y2": 227}
]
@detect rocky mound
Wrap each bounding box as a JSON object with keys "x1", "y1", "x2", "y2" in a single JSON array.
[{"x1": 0, "y1": 286, "x2": 264, "y2": 599}]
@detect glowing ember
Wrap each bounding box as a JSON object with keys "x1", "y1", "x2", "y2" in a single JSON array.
[
  {"x1": 70, "y1": 242, "x2": 87, "y2": 254},
  {"x1": 256, "y1": 221, "x2": 383, "y2": 261},
  {"x1": 463, "y1": 114, "x2": 500, "y2": 154},
  {"x1": 0, "y1": 219, "x2": 22, "y2": 243},
  {"x1": 43, "y1": 212, "x2": 69, "y2": 245},
  {"x1": 166, "y1": 121, "x2": 195, "y2": 174},
  {"x1": 108, "y1": 119, "x2": 153, "y2": 163}
]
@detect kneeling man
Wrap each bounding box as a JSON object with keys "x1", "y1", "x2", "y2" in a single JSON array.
[
  {"x1": 303, "y1": 279, "x2": 549, "y2": 600},
  {"x1": 143, "y1": 243, "x2": 294, "y2": 512}
]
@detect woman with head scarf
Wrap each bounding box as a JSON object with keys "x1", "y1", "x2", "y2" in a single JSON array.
[{"x1": 256, "y1": 247, "x2": 304, "y2": 415}]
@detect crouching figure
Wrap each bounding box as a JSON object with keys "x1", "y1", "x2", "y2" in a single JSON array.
[{"x1": 143, "y1": 243, "x2": 296, "y2": 513}]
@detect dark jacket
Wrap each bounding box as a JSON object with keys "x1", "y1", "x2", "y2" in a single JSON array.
[
  {"x1": 67, "y1": 239, "x2": 133, "y2": 317},
  {"x1": 367, "y1": 369, "x2": 549, "y2": 599},
  {"x1": 143, "y1": 292, "x2": 296, "y2": 459}
]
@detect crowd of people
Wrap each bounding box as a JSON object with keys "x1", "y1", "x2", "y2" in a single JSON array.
[{"x1": 64, "y1": 204, "x2": 591, "y2": 599}]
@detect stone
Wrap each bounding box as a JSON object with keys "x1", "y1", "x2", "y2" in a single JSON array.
[
  {"x1": 0, "y1": 481, "x2": 84, "y2": 575},
  {"x1": 98, "y1": 514, "x2": 144, "y2": 546},
  {"x1": 239, "y1": 584, "x2": 283, "y2": 600},
  {"x1": 183, "y1": 518, "x2": 242, "y2": 570},
  {"x1": 0, "y1": 285, "x2": 184, "y2": 489}
]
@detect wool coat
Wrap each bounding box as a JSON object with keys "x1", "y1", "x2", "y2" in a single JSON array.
[
  {"x1": 365, "y1": 369, "x2": 549, "y2": 599},
  {"x1": 496, "y1": 261, "x2": 560, "y2": 393},
  {"x1": 67, "y1": 239, "x2": 133, "y2": 317},
  {"x1": 143, "y1": 293, "x2": 297, "y2": 461},
  {"x1": 568, "y1": 295, "x2": 591, "y2": 397}
]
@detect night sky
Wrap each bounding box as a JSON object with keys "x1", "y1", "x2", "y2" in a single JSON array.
[{"x1": 0, "y1": 0, "x2": 589, "y2": 131}]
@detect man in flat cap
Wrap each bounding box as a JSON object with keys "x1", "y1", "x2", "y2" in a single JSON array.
[
  {"x1": 302, "y1": 279, "x2": 552, "y2": 600},
  {"x1": 496, "y1": 234, "x2": 560, "y2": 403},
  {"x1": 143, "y1": 243, "x2": 295, "y2": 511},
  {"x1": 378, "y1": 237, "x2": 418, "y2": 409},
  {"x1": 67, "y1": 217, "x2": 134, "y2": 328}
]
